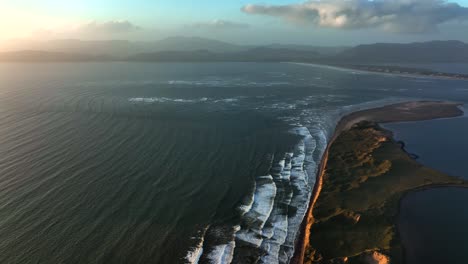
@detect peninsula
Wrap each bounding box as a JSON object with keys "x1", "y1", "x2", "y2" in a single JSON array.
[
  {"x1": 293, "y1": 101, "x2": 467, "y2": 264},
  {"x1": 338, "y1": 65, "x2": 468, "y2": 81}
]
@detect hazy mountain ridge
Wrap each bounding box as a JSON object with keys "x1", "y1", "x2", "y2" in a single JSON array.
[
  {"x1": 127, "y1": 47, "x2": 320, "y2": 62},
  {"x1": 0, "y1": 36, "x2": 344, "y2": 57},
  {"x1": 337, "y1": 40, "x2": 468, "y2": 63},
  {"x1": 0, "y1": 37, "x2": 245, "y2": 56},
  {"x1": 152, "y1": 37, "x2": 246, "y2": 53},
  {"x1": 0, "y1": 50, "x2": 112, "y2": 62},
  {"x1": 1, "y1": 38, "x2": 467, "y2": 63}
]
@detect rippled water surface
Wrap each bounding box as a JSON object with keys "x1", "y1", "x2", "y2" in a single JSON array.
[{"x1": 0, "y1": 62, "x2": 467, "y2": 264}]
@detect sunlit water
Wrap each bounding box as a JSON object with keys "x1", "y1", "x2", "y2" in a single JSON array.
[{"x1": 0, "y1": 62, "x2": 467, "y2": 264}]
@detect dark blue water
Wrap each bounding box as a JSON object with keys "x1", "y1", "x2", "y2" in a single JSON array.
[
  {"x1": 399, "y1": 187, "x2": 468, "y2": 264},
  {"x1": 385, "y1": 115, "x2": 468, "y2": 178},
  {"x1": 385, "y1": 109, "x2": 468, "y2": 264},
  {"x1": 1, "y1": 62, "x2": 468, "y2": 264}
]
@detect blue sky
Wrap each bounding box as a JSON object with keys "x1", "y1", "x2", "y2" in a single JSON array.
[
  {"x1": 1, "y1": 0, "x2": 468, "y2": 45},
  {"x1": 4, "y1": 0, "x2": 467, "y2": 20}
]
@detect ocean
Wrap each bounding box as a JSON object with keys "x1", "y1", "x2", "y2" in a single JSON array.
[{"x1": 0, "y1": 62, "x2": 467, "y2": 264}]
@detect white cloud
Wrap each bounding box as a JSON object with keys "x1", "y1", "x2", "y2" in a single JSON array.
[
  {"x1": 242, "y1": 0, "x2": 468, "y2": 33},
  {"x1": 77, "y1": 20, "x2": 141, "y2": 34},
  {"x1": 191, "y1": 19, "x2": 250, "y2": 30}
]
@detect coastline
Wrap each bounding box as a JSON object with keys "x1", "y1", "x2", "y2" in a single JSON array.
[
  {"x1": 288, "y1": 62, "x2": 468, "y2": 81},
  {"x1": 292, "y1": 101, "x2": 465, "y2": 264}
]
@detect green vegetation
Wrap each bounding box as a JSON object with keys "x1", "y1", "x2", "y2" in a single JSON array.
[{"x1": 304, "y1": 121, "x2": 465, "y2": 264}]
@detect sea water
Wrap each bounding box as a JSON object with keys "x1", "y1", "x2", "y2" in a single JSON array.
[{"x1": 0, "y1": 62, "x2": 467, "y2": 264}]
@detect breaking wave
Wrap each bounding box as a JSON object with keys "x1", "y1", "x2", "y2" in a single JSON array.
[
  {"x1": 129, "y1": 97, "x2": 209, "y2": 103},
  {"x1": 184, "y1": 124, "x2": 326, "y2": 264},
  {"x1": 128, "y1": 97, "x2": 246, "y2": 104}
]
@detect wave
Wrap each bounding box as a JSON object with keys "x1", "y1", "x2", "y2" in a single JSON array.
[
  {"x1": 182, "y1": 98, "x2": 410, "y2": 264},
  {"x1": 128, "y1": 97, "x2": 245, "y2": 105},
  {"x1": 205, "y1": 226, "x2": 241, "y2": 264},
  {"x1": 167, "y1": 80, "x2": 291, "y2": 88},
  {"x1": 236, "y1": 174, "x2": 278, "y2": 247},
  {"x1": 186, "y1": 227, "x2": 209, "y2": 264},
  {"x1": 129, "y1": 97, "x2": 209, "y2": 104},
  {"x1": 183, "y1": 125, "x2": 323, "y2": 264},
  {"x1": 259, "y1": 152, "x2": 294, "y2": 264},
  {"x1": 260, "y1": 127, "x2": 321, "y2": 264}
]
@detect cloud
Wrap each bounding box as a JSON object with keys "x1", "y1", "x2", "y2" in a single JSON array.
[
  {"x1": 77, "y1": 20, "x2": 141, "y2": 34},
  {"x1": 242, "y1": 0, "x2": 468, "y2": 33},
  {"x1": 191, "y1": 19, "x2": 250, "y2": 30}
]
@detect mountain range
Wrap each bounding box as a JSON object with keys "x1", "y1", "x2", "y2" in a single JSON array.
[
  {"x1": 0, "y1": 37, "x2": 343, "y2": 57},
  {"x1": 1, "y1": 37, "x2": 467, "y2": 63},
  {"x1": 336, "y1": 40, "x2": 468, "y2": 63}
]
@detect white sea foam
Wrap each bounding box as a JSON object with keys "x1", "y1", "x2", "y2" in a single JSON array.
[
  {"x1": 186, "y1": 246, "x2": 204, "y2": 264},
  {"x1": 185, "y1": 226, "x2": 209, "y2": 264},
  {"x1": 166, "y1": 79, "x2": 290, "y2": 88},
  {"x1": 214, "y1": 98, "x2": 239, "y2": 103},
  {"x1": 260, "y1": 153, "x2": 294, "y2": 264},
  {"x1": 129, "y1": 97, "x2": 208, "y2": 103},
  {"x1": 459, "y1": 104, "x2": 467, "y2": 117},
  {"x1": 185, "y1": 98, "x2": 389, "y2": 264},
  {"x1": 238, "y1": 181, "x2": 256, "y2": 216},
  {"x1": 266, "y1": 127, "x2": 319, "y2": 264},
  {"x1": 206, "y1": 226, "x2": 241, "y2": 264},
  {"x1": 129, "y1": 96, "x2": 248, "y2": 104},
  {"x1": 236, "y1": 175, "x2": 277, "y2": 247}
]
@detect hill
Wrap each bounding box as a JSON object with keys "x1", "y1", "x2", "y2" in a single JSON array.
[
  {"x1": 336, "y1": 40, "x2": 468, "y2": 63},
  {"x1": 0, "y1": 37, "x2": 247, "y2": 57},
  {"x1": 1, "y1": 40, "x2": 467, "y2": 64},
  {"x1": 0, "y1": 50, "x2": 111, "y2": 62},
  {"x1": 127, "y1": 47, "x2": 319, "y2": 62},
  {"x1": 152, "y1": 37, "x2": 245, "y2": 53}
]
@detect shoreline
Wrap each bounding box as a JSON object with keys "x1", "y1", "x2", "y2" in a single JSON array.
[
  {"x1": 288, "y1": 62, "x2": 468, "y2": 81},
  {"x1": 291, "y1": 100, "x2": 465, "y2": 264}
]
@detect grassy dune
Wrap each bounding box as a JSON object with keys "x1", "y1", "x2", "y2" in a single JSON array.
[{"x1": 304, "y1": 121, "x2": 465, "y2": 264}]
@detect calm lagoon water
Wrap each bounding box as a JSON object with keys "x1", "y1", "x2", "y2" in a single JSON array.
[
  {"x1": 385, "y1": 115, "x2": 468, "y2": 179},
  {"x1": 386, "y1": 111, "x2": 468, "y2": 264},
  {"x1": 0, "y1": 62, "x2": 467, "y2": 264},
  {"x1": 398, "y1": 187, "x2": 468, "y2": 264}
]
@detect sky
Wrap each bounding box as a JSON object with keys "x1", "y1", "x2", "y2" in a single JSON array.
[{"x1": 1, "y1": 0, "x2": 468, "y2": 45}]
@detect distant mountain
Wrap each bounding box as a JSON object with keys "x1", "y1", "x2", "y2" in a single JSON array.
[
  {"x1": 0, "y1": 50, "x2": 111, "y2": 62},
  {"x1": 152, "y1": 37, "x2": 246, "y2": 53},
  {"x1": 1, "y1": 39, "x2": 137, "y2": 57},
  {"x1": 0, "y1": 37, "x2": 247, "y2": 57},
  {"x1": 1, "y1": 37, "x2": 344, "y2": 58},
  {"x1": 264, "y1": 44, "x2": 349, "y2": 56},
  {"x1": 2, "y1": 40, "x2": 468, "y2": 63},
  {"x1": 336, "y1": 40, "x2": 468, "y2": 63},
  {"x1": 128, "y1": 50, "x2": 219, "y2": 62},
  {"x1": 127, "y1": 47, "x2": 319, "y2": 62},
  {"x1": 233, "y1": 47, "x2": 319, "y2": 61}
]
